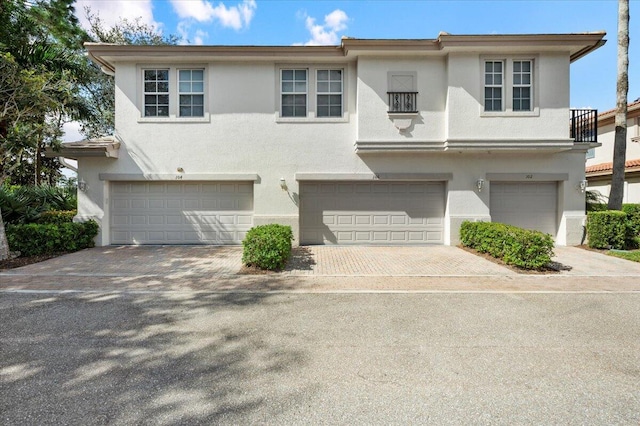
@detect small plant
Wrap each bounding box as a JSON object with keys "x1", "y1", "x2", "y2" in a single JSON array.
[
  {"x1": 460, "y1": 221, "x2": 554, "y2": 270},
  {"x1": 242, "y1": 224, "x2": 294, "y2": 271}
]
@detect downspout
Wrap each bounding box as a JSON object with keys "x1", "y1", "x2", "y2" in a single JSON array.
[{"x1": 59, "y1": 157, "x2": 77, "y2": 173}]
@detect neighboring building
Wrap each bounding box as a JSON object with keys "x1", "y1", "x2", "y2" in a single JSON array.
[
  {"x1": 586, "y1": 100, "x2": 640, "y2": 203},
  {"x1": 52, "y1": 32, "x2": 605, "y2": 246}
]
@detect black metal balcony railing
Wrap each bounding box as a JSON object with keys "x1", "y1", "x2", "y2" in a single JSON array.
[
  {"x1": 570, "y1": 108, "x2": 598, "y2": 143},
  {"x1": 388, "y1": 92, "x2": 418, "y2": 113}
]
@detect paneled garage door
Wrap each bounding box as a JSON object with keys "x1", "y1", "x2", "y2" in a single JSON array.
[
  {"x1": 490, "y1": 182, "x2": 558, "y2": 236},
  {"x1": 300, "y1": 181, "x2": 445, "y2": 245},
  {"x1": 110, "y1": 181, "x2": 253, "y2": 245}
]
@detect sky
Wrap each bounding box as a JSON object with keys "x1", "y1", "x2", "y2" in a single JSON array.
[{"x1": 64, "y1": 0, "x2": 638, "y2": 142}]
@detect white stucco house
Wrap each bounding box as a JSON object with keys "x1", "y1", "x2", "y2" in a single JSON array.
[
  {"x1": 586, "y1": 99, "x2": 640, "y2": 203},
  {"x1": 53, "y1": 31, "x2": 606, "y2": 247}
]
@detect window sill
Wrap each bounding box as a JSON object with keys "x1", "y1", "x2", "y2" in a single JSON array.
[
  {"x1": 480, "y1": 109, "x2": 540, "y2": 118},
  {"x1": 275, "y1": 112, "x2": 350, "y2": 123},
  {"x1": 137, "y1": 114, "x2": 211, "y2": 123}
]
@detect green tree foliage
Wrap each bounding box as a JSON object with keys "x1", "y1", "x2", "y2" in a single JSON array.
[
  {"x1": 80, "y1": 9, "x2": 179, "y2": 138},
  {"x1": 0, "y1": 0, "x2": 91, "y2": 259}
]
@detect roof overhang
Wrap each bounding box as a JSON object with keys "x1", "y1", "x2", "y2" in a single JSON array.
[
  {"x1": 85, "y1": 31, "x2": 606, "y2": 72},
  {"x1": 45, "y1": 136, "x2": 120, "y2": 160}
]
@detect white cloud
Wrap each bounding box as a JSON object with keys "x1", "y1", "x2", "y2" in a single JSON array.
[
  {"x1": 75, "y1": 0, "x2": 158, "y2": 30},
  {"x1": 170, "y1": 0, "x2": 256, "y2": 30},
  {"x1": 301, "y1": 9, "x2": 348, "y2": 46},
  {"x1": 176, "y1": 21, "x2": 209, "y2": 45},
  {"x1": 193, "y1": 30, "x2": 208, "y2": 45}
]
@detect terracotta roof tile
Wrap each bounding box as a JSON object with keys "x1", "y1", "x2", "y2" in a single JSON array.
[
  {"x1": 598, "y1": 99, "x2": 640, "y2": 118},
  {"x1": 586, "y1": 158, "x2": 640, "y2": 174}
]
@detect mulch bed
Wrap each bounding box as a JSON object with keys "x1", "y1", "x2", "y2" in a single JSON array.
[{"x1": 0, "y1": 253, "x2": 65, "y2": 271}]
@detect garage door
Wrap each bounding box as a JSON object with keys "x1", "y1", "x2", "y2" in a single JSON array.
[
  {"x1": 490, "y1": 182, "x2": 557, "y2": 236},
  {"x1": 300, "y1": 181, "x2": 445, "y2": 245},
  {"x1": 110, "y1": 181, "x2": 253, "y2": 245}
]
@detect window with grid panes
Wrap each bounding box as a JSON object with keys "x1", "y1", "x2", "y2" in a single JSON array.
[
  {"x1": 179, "y1": 69, "x2": 204, "y2": 117},
  {"x1": 316, "y1": 69, "x2": 342, "y2": 117},
  {"x1": 144, "y1": 69, "x2": 169, "y2": 117},
  {"x1": 281, "y1": 69, "x2": 307, "y2": 117},
  {"x1": 512, "y1": 60, "x2": 532, "y2": 111},
  {"x1": 484, "y1": 61, "x2": 503, "y2": 112}
]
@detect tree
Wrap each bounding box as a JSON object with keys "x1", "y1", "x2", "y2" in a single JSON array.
[
  {"x1": 608, "y1": 0, "x2": 630, "y2": 210},
  {"x1": 0, "y1": 0, "x2": 90, "y2": 260},
  {"x1": 80, "y1": 9, "x2": 179, "y2": 138}
]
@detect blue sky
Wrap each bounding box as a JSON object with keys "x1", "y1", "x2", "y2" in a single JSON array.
[{"x1": 73, "y1": 0, "x2": 637, "y2": 113}]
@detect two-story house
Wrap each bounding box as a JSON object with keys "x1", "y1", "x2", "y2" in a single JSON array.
[
  {"x1": 54, "y1": 32, "x2": 605, "y2": 246},
  {"x1": 586, "y1": 99, "x2": 640, "y2": 203}
]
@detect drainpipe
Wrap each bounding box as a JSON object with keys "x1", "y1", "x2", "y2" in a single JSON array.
[{"x1": 58, "y1": 157, "x2": 77, "y2": 173}]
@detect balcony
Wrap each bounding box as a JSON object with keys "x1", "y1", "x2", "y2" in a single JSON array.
[
  {"x1": 570, "y1": 109, "x2": 598, "y2": 143},
  {"x1": 388, "y1": 92, "x2": 418, "y2": 113}
]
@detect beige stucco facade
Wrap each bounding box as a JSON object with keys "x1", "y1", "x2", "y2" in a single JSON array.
[{"x1": 70, "y1": 32, "x2": 605, "y2": 246}]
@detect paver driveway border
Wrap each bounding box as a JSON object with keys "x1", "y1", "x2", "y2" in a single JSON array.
[{"x1": 2, "y1": 245, "x2": 640, "y2": 293}]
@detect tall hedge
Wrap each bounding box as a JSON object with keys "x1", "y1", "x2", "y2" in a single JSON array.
[
  {"x1": 460, "y1": 221, "x2": 554, "y2": 270},
  {"x1": 586, "y1": 211, "x2": 628, "y2": 249},
  {"x1": 6, "y1": 221, "x2": 99, "y2": 256}
]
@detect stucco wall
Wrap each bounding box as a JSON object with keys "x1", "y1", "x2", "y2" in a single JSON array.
[
  {"x1": 588, "y1": 117, "x2": 640, "y2": 165},
  {"x1": 76, "y1": 56, "x2": 587, "y2": 246}
]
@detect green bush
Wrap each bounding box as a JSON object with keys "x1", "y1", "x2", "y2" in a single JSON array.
[
  {"x1": 242, "y1": 224, "x2": 294, "y2": 271},
  {"x1": 6, "y1": 220, "x2": 99, "y2": 257},
  {"x1": 621, "y1": 204, "x2": 640, "y2": 249},
  {"x1": 586, "y1": 211, "x2": 627, "y2": 249},
  {"x1": 36, "y1": 210, "x2": 77, "y2": 225},
  {"x1": 0, "y1": 184, "x2": 77, "y2": 224},
  {"x1": 460, "y1": 221, "x2": 555, "y2": 270}
]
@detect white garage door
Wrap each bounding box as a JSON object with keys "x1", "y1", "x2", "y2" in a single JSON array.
[
  {"x1": 110, "y1": 181, "x2": 253, "y2": 245},
  {"x1": 490, "y1": 182, "x2": 558, "y2": 236},
  {"x1": 300, "y1": 181, "x2": 445, "y2": 245}
]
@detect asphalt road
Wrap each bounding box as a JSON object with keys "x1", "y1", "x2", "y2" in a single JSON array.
[{"x1": 1, "y1": 291, "x2": 639, "y2": 425}]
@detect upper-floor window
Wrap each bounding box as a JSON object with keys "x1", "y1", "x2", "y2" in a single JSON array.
[
  {"x1": 484, "y1": 61, "x2": 503, "y2": 112},
  {"x1": 281, "y1": 69, "x2": 307, "y2": 117},
  {"x1": 279, "y1": 67, "x2": 345, "y2": 119},
  {"x1": 178, "y1": 69, "x2": 204, "y2": 117},
  {"x1": 140, "y1": 66, "x2": 208, "y2": 121},
  {"x1": 316, "y1": 69, "x2": 342, "y2": 118},
  {"x1": 144, "y1": 69, "x2": 169, "y2": 117},
  {"x1": 387, "y1": 71, "x2": 417, "y2": 113},
  {"x1": 512, "y1": 60, "x2": 532, "y2": 111},
  {"x1": 586, "y1": 148, "x2": 595, "y2": 159},
  {"x1": 483, "y1": 59, "x2": 535, "y2": 113}
]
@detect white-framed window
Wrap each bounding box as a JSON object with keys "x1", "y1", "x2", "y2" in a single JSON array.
[
  {"x1": 483, "y1": 58, "x2": 536, "y2": 114},
  {"x1": 316, "y1": 69, "x2": 342, "y2": 118},
  {"x1": 281, "y1": 69, "x2": 308, "y2": 117},
  {"x1": 178, "y1": 69, "x2": 204, "y2": 117},
  {"x1": 278, "y1": 66, "x2": 346, "y2": 120},
  {"x1": 139, "y1": 66, "x2": 208, "y2": 121},
  {"x1": 512, "y1": 60, "x2": 532, "y2": 111},
  {"x1": 143, "y1": 69, "x2": 170, "y2": 117},
  {"x1": 484, "y1": 61, "x2": 503, "y2": 112}
]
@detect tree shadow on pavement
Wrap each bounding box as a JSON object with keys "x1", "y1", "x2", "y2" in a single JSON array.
[{"x1": 0, "y1": 291, "x2": 314, "y2": 424}]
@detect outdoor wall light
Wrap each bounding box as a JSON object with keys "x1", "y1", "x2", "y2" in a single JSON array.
[
  {"x1": 280, "y1": 177, "x2": 288, "y2": 191},
  {"x1": 476, "y1": 178, "x2": 485, "y2": 192},
  {"x1": 579, "y1": 180, "x2": 588, "y2": 193},
  {"x1": 78, "y1": 178, "x2": 88, "y2": 192}
]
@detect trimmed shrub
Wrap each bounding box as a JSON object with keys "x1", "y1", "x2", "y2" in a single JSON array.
[
  {"x1": 460, "y1": 221, "x2": 555, "y2": 270},
  {"x1": 36, "y1": 210, "x2": 77, "y2": 225},
  {"x1": 242, "y1": 224, "x2": 294, "y2": 271},
  {"x1": 622, "y1": 204, "x2": 640, "y2": 243},
  {"x1": 586, "y1": 211, "x2": 627, "y2": 250},
  {"x1": 6, "y1": 220, "x2": 99, "y2": 257}
]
